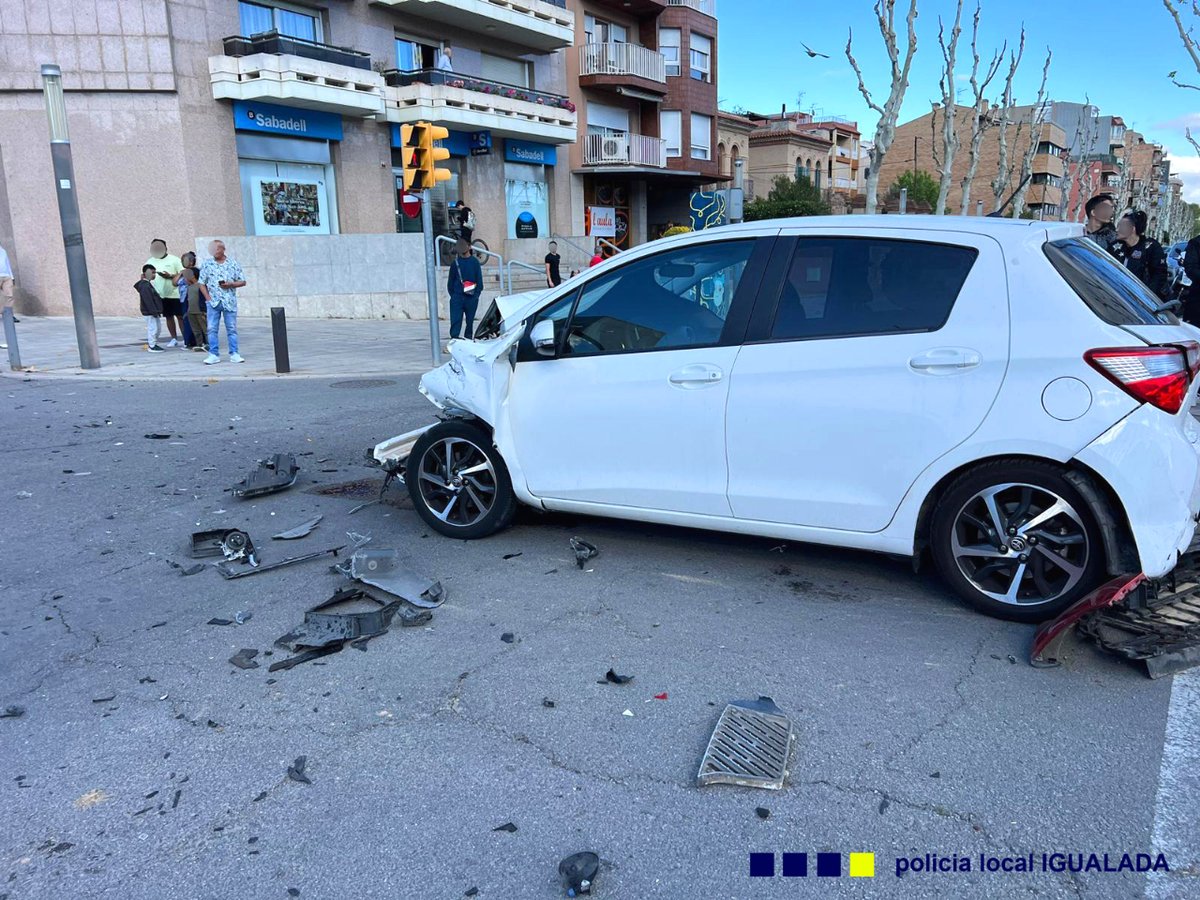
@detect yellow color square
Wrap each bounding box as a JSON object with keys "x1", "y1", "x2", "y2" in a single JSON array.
[{"x1": 849, "y1": 853, "x2": 875, "y2": 878}]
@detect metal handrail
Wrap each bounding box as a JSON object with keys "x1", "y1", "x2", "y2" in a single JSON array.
[{"x1": 505, "y1": 260, "x2": 546, "y2": 294}]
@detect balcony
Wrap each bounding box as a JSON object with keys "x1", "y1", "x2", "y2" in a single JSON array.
[
  {"x1": 583, "y1": 132, "x2": 667, "y2": 168},
  {"x1": 1025, "y1": 184, "x2": 1063, "y2": 207},
  {"x1": 668, "y1": 0, "x2": 717, "y2": 14},
  {"x1": 383, "y1": 69, "x2": 576, "y2": 143},
  {"x1": 578, "y1": 43, "x2": 667, "y2": 99},
  {"x1": 211, "y1": 33, "x2": 384, "y2": 117},
  {"x1": 1032, "y1": 153, "x2": 1065, "y2": 177},
  {"x1": 372, "y1": 0, "x2": 573, "y2": 51}
]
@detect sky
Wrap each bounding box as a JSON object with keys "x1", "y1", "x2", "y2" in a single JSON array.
[{"x1": 718, "y1": 0, "x2": 1200, "y2": 202}]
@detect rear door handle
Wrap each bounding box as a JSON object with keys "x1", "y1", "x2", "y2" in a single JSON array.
[
  {"x1": 909, "y1": 348, "x2": 982, "y2": 374},
  {"x1": 669, "y1": 364, "x2": 724, "y2": 388}
]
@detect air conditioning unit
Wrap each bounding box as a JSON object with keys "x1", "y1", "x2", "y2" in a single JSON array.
[{"x1": 602, "y1": 138, "x2": 622, "y2": 158}]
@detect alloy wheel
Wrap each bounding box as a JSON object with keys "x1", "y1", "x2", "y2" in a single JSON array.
[
  {"x1": 951, "y1": 482, "x2": 1090, "y2": 607},
  {"x1": 416, "y1": 437, "x2": 497, "y2": 528}
]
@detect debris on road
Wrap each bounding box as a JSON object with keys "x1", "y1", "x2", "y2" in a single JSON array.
[
  {"x1": 697, "y1": 696, "x2": 795, "y2": 790},
  {"x1": 216, "y1": 546, "x2": 344, "y2": 580},
  {"x1": 622, "y1": 709, "x2": 634, "y2": 717},
  {"x1": 229, "y1": 649, "x2": 260, "y2": 670},
  {"x1": 234, "y1": 610, "x2": 252, "y2": 625},
  {"x1": 348, "y1": 499, "x2": 380, "y2": 515},
  {"x1": 559, "y1": 851, "x2": 599, "y2": 897},
  {"x1": 267, "y1": 646, "x2": 341, "y2": 672},
  {"x1": 1, "y1": 705, "x2": 26, "y2": 718},
  {"x1": 501, "y1": 632, "x2": 515, "y2": 643},
  {"x1": 755, "y1": 807, "x2": 771, "y2": 819},
  {"x1": 542, "y1": 698, "x2": 556, "y2": 708},
  {"x1": 272, "y1": 515, "x2": 324, "y2": 540},
  {"x1": 191, "y1": 528, "x2": 258, "y2": 566},
  {"x1": 503, "y1": 552, "x2": 523, "y2": 560},
  {"x1": 570, "y1": 538, "x2": 598, "y2": 569},
  {"x1": 602, "y1": 669, "x2": 634, "y2": 685},
  {"x1": 207, "y1": 618, "x2": 234, "y2": 626},
  {"x1": 74, "y1": 789, "x2": 110, "y2": 809},
  {"x1": 653, "y1": 692, "x2": 668, "y2": 700},
  {"x1": 179, "y1": 563, "x2": 205, "y2": 576},
  {"x1": 91, "y1": 694, "x2": 116, "y2": 704},
  {"x1": 492, "y1": 822, "x2": 518, "y2": 833},
  {"x1": 286, "y1": 756, "x2": 311, "y2": 785},
  {"x1": 144, "y1": 433, "x2": 172, "y2": 440},
  {"x1": 16, "y1": 491, "x2": 32, "y2": 499},
  {"x1": 334, "y1": 548, "x2": 446, "y2": 608},
  {"x1": 231, "y1": 453, "x2": 300, "y2": 499}
]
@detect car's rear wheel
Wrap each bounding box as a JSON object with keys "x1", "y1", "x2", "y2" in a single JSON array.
[
  {"x1": 931, "y1": 461, "x2": 1107, "y2": 623},
  {"x1": 406, "y1": 421, "x2": 517, "y2": 539}
]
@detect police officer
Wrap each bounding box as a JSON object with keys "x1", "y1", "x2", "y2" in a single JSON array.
[{"x1": 1113, "y1": 211, "x2": 1170, "y2": 300}]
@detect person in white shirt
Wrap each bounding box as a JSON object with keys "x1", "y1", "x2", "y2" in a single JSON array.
[
  {"x1": 436, "y1": 46, "x2": 453, "y2": 72},
  {"x1": 0, "y1": 243, "x2": 14, "y2": 349}
]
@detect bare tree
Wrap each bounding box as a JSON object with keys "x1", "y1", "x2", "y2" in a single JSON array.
[
  {"x1": 847, "y1": 0, "x2": 920, "y2": 213},
  {"x1": 1009, "y1": 47, "x2": 1052, "y2": 218},
  {"x1": 933, "y1": 1, "x2": 964, "y2": 215},
  {"x1": 958, "y1": 4, "x2": 1005, "y2": 214},
  {"x1": 1163, "y1": 0, "x2": 1200, "y2": 156},
  {"x1": 990, "y1": 28, "x2": 1026, "y2": 211}
]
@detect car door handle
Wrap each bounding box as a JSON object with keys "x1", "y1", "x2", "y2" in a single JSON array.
[
  {"x1": 669, "y1": 364, "x2": 724, "y2": 388},
  {"x1": 909, "y1": 348, "x2": 982, "y2": 373}
]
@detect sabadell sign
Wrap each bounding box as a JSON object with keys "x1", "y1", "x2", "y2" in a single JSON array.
[{"x1": 232, "y1": 100, "x2": 343, "y2": 141}]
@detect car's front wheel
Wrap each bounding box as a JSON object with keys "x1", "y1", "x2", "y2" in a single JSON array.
[
  {"x1": 406, "y1": 421, "x2": 517, "y2": 539},
  {"x1": 931, "y1": 461, "x2": 1107, "y2": 623}
]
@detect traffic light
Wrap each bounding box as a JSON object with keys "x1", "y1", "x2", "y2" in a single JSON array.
[{"x1": 400, "y1": 121, "x2": 452, "y2": 191}]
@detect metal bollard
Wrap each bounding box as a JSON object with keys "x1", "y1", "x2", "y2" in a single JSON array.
[
  {"x1": 2, "y1": 307, "x2": 20, "y2": 371},
  {"x1": 270, "y1": 307, "x2": 290, "y2": 374}
]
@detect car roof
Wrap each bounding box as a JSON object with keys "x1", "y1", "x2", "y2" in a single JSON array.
[{"x1": 710, "y1": 214, "x2": 1082, "y2": 247}]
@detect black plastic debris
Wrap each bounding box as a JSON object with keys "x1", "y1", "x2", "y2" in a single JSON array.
[
  {"x1": 271, "y1": 586, "x2": 419, "y2": 671},
  {"x1": 464, "y1": 889, "x2": 479, "y2": 897},
  {"x1": 287, "y1": 756, "x2": 311, "y2": 785},
  {"x1": 1, "y1": 705, "x2": 25, "y2": 718},
  {"x1": 180, "y1": 563, "x2": 205, "y2": 577},
  {"x1": 207, "y1": 618, "x2": 234, "y2": 627},
  {"x1": 602, "y1": 669, "x2": 634, "y2": 685},
  {"x1": 272, "y1": 515, "x2": 323, "y2": 540},
  {"x1": 230, "y1": 649, "x2": 260, "y2": 670},
  {"x1": 397, "y1": 607, "x2": 432, "y2": 627},
  {"x1": 288, "y1": 889, "x2": 300, "y2": 897},
  {"x1": 755, "y1": 807, "x2": 771, "y2": 819},
  {"x1": 501, "y1": 632, "x2": 515, "y2": 643},
  {"x1": 216, "y1": 546, "x2": 343, "y2": 580},
  {"x1": 542, "y1": 698, "x2": 556, "y2": 708},
  {"x1": 268, "y1": 645, "x2": 340, "y2": 673},
  {"x1": 492, "y1": 822, "x2": 518, "y2": 833},
  {"x1": 91, "y1": 695, "x2": 116, "y2": 704},
  {"x1": 570, "y1": 538, "x2": 598, "y2": 569},
  {"x1": 231, "y1": 453, "x2": 300, "y2": 499},
  {"x1": 144, "y1": 433, "x2": 172, "y2": 440},
  {"x1": 503, "y1": 552, "x2": 523, "y2": 560},
  {"x1": 334, "y1": 548, "x2": 446, "y2": 608},
  {"x1": 253, "y1": 791, "x2": 267, "y2": 802},
  {"x1": 559, "y1": 851, "x2": 600, "y2": 896},
  {"x1": 191, "y1": 529, "x2": 257, "y2": 567}
]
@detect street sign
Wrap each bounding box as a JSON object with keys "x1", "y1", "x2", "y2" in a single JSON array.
[{"x1": 400, "y1": 191, "x2": 422, "y2": 219}]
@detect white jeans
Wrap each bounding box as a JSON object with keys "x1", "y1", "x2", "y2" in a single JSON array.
[{"x1": 145, "y1": 315, "x2": 160, "y2": 346}]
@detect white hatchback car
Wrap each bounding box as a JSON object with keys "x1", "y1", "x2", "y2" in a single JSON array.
[{"x1": 375, "y1": 217, "x2": 1200, "y2": 622}]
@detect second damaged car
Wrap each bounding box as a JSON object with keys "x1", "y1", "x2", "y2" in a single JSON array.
[{"x1": 373, "y1": 217, "x2": 1200, "y2": 624}]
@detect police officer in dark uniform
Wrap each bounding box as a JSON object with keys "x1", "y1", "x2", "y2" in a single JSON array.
[{"x1": 1113, "y1": 211, "x2": 1170, "y2": 300}]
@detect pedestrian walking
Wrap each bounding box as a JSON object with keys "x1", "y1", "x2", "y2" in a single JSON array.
[
  {"x1": 146, "y1": 239, "x2": 185, "y2": 347},
  {"x1": 199, "y1": 240, "x2": 247, "y2": 365},
  {"x1": 0, "y1": 242, "x2": 13, "y2": 350},
  {"x1": 447, "y1": 237, "x2": 483, "y2": 340},
  {"x1": 1113, "y1": 211, "x2": 1170, "y2": 300},
  {"x1": 136, "y1": 264, "x2": 165, "y2": 353},
  {"x1": 183, "y1": 266, "x2": 207, "y2": 352},
  {"x1": 1083, "y1": 194, "x2": 1118, "y2": 251},
  {"x1": 545, "y1": 240, "x2": 562, "y2": 288}
]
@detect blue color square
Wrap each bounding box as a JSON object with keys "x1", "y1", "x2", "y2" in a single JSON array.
[
  {"x1": 749, "y1": 853, "x2": 775, "y2": 878},
  {"x1": 817, "y1": 852, "x2": 842, "y2": 877},
  {"x1": 782, "y1": 853, "x2": 809, "y2": 877}
]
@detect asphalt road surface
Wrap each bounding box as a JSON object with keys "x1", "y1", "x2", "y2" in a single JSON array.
[{"x1": 1, "y1": 375, "x2": 1197, "y2": 899}]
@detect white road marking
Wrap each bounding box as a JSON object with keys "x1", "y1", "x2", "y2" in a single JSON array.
[{"x1": 1146, "y1": 668, "x2": 1200, "y2": 899}]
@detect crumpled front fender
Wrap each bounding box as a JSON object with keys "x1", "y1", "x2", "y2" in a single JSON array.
[{"x1": 418, "y1": 330, "x2": 522, "y2": 424}]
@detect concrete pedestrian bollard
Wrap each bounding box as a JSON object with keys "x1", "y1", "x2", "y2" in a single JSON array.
[
  {"x1": 3, "y1": 307, "x2": 20, "y2": 371},
  {"x1": 271, "y1": 307, "x2": 290, "y2": 374}
]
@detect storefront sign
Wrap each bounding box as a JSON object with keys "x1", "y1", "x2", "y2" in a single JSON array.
[
  {"x1": 505, "y1": 140, "x2": 557, "y2": 166},
  {"x1": 588, "y1": 206, "x2": 616, "y2": 238},
  {"x1": 470, "y1": 131, "x2": 493, "y2": 156},
  {"x1": 233, "y1": 101, "x2": 342, "y2": 141},
  {"x1": 506, "y1": 180, "x2": 549, "y2": 239}
]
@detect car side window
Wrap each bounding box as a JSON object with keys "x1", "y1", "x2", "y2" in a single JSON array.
[
  {"x1": 558, "y1": 240, "x2": 755, "y2": 356},
  {"x1": 770, "y1": 238, "x2": 978, "y2": 341}
]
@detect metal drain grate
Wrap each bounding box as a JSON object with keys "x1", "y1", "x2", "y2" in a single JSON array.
[{"x1": 697, "y1": 697, "x2": 794, "y2": 790}]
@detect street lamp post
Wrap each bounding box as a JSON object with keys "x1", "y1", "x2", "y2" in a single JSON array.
[{"x1": 41, "y1": 64, "x2": 100, "y2": 369}]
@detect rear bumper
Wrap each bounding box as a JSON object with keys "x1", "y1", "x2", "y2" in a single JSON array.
[{"x1": 1074, "y1": 405, "x2": 1200, "y2": 578}]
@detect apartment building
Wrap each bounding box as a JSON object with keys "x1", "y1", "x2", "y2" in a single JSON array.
[
  {"x1": 739, "y1": 109, "x2": 861, "y2": 201},
  {"x1": 1, "y1": 0, "x2": 582, "y2": 316}
]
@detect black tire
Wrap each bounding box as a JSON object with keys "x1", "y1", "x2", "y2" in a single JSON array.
[
  {"x1": 930, "y1": 459, "x2": 1107, "y2": 623},
  {"x1": 406, "y1": 420, "x2": 518, "y2": 539}
]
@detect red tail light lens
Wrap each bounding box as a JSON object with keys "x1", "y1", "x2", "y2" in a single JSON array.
[{"x1": 1085, "y1": 343, "x2": 1198, "y2": 414}]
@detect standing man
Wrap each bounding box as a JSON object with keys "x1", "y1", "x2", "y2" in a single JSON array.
[
  {"x1": 199, "y1": 240, "x2": 247, "y2": 365},
  {"x1": 544, "y1": 240, "x2": 562, "y2": 288},
  {"x1": 146, "y1": 239, "x2": 185, "y2": 347},
  {"x1": 0, "y1": 242, "x2": 14, "y2": 350},
  {"x1": 1113, "y1": 211, "x2": 1170, "y2": 300},
  {"x1": 1083, "y1": 194, "x2": 1118, "y2": 251},
  {"x1": 1181, "y1": 231, "x2": 1200, "y2": 324},
  {"x1": 447, "y1": 238, "x2": 483, "y2": 341}
]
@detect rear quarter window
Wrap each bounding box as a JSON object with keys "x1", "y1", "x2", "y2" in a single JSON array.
[{"x1": 1044, "y1": 238, "x2": 1178, "y2": 327}]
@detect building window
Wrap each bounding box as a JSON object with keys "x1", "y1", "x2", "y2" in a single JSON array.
[
  {"x1": 588, "y1": 101, "x2": 631, "y2": 137},
  {"x1": 661, "y1": 110, "x2": 682, "y2": 158},
  {"x1": 690, "y1": 33, "x2": 711, "y2": 82},
  {"x1": 396, "y1": 35, "x2": 440, "y2": 71},
  {"x1": 661, "y1": 28, "x2": 681, "y2": 77},
  {"x1": 481, "y1": 52, "x2": 531, "y2": 88},
  {"x1": 691, "y1": 113, "x2": 712, "y2": 160},
  {"x1": 239, "y1": 1, "x2": 320, "y2": 41},
  {"x1": 1036, "y1": 141, "x2": 1062, "y2": 155},
  {"x1": 585, "y1": 15, "x2": 627, "y2": 44}
]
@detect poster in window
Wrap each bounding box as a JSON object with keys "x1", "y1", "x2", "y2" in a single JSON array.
[
  {"x1": 506, "y1": 180, "x2": 549, "y2": 239},
  {"x1": 251, "y1": 179, "x2": 326, "y2": 235}
]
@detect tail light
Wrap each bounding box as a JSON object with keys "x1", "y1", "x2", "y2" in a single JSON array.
[{"x1": 1085, "y1": 341, "x2": 1200, "y2": 414}]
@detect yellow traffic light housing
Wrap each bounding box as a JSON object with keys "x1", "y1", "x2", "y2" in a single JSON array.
[
  {"x1": 401, "y1": 121, "x2": 452, "y2": 191},
  {"x1": 399, "y1": 123, "x2": 419, "y2": 191}
]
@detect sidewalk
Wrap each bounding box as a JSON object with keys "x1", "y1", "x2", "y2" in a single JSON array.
[{"x1": 2, "y1": 316, "x2": 446, "y2": 380}]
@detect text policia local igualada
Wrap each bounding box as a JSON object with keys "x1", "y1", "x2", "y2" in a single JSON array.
[{"x1": 896, "y1": 852, "x2": 1170, "y2": 878}]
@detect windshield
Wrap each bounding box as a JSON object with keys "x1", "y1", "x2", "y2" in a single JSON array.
[{"x1": 1044, "y1": 238, "x2": 1179, "y2": 327}]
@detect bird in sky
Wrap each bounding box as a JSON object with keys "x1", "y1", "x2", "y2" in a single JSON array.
[{"x1": 801, "y1": 42, "x2": 830, "y2": 59}]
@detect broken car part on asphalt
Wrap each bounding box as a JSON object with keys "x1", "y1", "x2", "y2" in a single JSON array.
[
  {"x1": 272, "y1": 515, "x2": 323, "y2": 540},
  {"x1": 231, "y1": 453, "x2": 300, "y2": 499},
  {"x1": 334, "y1": 548, "x2": 446, "y2": 609},
  {"x1": 216, "y1": 546, "x2": 344, "y2": 580},
  {"x1": 1031, "y1": 549, "x2": 1200, "y2": 678},
  {"x1": 559, "y1": 851, "x2": 600, "y2": 897},
  {"x1": 697, "y1": 696, "x2": 795, "y2": 790},
  {"x1": 570, "y1": 538, "x2": 598, "y2": 569},
  {"x1": 191, "y1": 529, "x2": 258, "y2": 566}
]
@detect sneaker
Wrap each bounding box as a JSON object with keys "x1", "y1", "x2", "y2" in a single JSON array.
[
  {"x1": 167, "y1": 339, "x2": 178, "y2": 348},
  {"x1": 192, "y1": 345, "x2": 206, "y2": 353},
  {"x1": 204, "y1": 353, "x2": 220, "y2": 365},
  {"x1": 230, "y1": 353, "x2": 245, "y2": 364},
  {"x1": 147, "y1": 344, "x2": 165, "y2": 353}
]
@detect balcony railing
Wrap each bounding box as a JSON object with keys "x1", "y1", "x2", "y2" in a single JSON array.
[
  {"x1": 667, "y1": 0, "x2": 716, "y2": 15},
  {"x1": 583, "y1": 132, "x2": 667, "y2": 168},
  {"x1": 579, "y1": 42, "x2": 666, "y2": 83},
  {"x1": 383, "y1": 69, "x2": 575, "y2": 112},
  {"x1": 222, "y1": 32, "x2": 371, "y2": 71}
]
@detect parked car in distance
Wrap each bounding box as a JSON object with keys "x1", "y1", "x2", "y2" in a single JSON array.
[{"x1": 375, "y1": 217, "x2": 1200, "y2": 624}]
